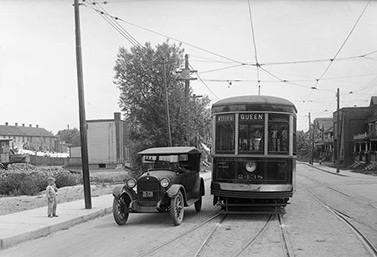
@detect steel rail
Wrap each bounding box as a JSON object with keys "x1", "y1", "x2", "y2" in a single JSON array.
[
  {"x1": 194, "y1": 214, "x2": 228, "y2": 257},
  {"x1": 301, "y1": 185, "x2": 377, "y2": 257},
  {"x1": 231, "y1": 214, "x2": 273, "y2": 257},
  {"x1": 277, "y1": 214, "x2": 295, "y2": 257},
  {"x1": 139, "y1": 211, "x2": 224, "y2": 257}
]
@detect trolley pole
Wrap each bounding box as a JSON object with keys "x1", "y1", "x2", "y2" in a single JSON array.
[{"x1": 74, "y1": 0, "x2": 91, "y2": 209}]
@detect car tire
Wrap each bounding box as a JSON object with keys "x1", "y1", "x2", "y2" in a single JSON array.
[
  {"x1": 113, "y1": 196, "x2": 129, "y2": 226},
  {"x1": 170, "y1": 191, "x2": 184, "y2": 226},
  {"x1": 194, "y1": 196, "x2": 202, "y2": 212}
]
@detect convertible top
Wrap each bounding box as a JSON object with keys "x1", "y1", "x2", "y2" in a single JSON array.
[{"x1": 138, "y1": 146, "x2": 201, "y2": 155}]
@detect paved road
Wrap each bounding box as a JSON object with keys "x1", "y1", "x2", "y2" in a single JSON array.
[{"x1": 1, "y1": 163, "x2": 376, "y2": 257}]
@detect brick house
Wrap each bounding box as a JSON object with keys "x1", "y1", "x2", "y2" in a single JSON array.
[
  {"x1": 0, "y1": 123, "x2": 55, "y2": 152},
  {"x1": 333, "y1": 96, "x2": 377, "y2": 166}
]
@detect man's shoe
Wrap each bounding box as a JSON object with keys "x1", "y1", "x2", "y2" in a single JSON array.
[{"x1": 53, "y1": 214, "x2": 58, "y2": 217}]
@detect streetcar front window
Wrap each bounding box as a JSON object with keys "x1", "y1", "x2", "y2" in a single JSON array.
[
  {"x1": 238, "y1": 122, "x2": 264, "y2": 154},
  {"x1": 268, "y1": 114, "x2": 289, "y2": 154},
  {"x1": 215, "y1": 114, "x2": 235, "y2": 153}
]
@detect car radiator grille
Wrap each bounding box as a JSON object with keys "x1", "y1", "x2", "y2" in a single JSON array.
[{"x1": 137, "y1": 176, "x2": 159, "y2": 202}]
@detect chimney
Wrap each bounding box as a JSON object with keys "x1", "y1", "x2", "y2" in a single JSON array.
[
  {"x1": 5, "y1": 122, "x2": 8, "y2": 126},
  {"x1": 22, "y1": 123, "x2": 25, "y2": 127},
  {"x1": 36, "y1": 124, "x2": 39, "y2": 128},
  {"x1": 29, "y1": 124, "x2": 32, "y2": 127},
  {"x1": 15, "y1": 123, "x2": 18, "y2": 127},
  {"x1": 114, "y1": 112, "x2": 121, "y2": 121}
]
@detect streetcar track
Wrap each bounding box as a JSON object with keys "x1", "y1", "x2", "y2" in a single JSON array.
[
  {"x1": 300, "y1": 185, "x2": 377, "y2": 257},
  {"x1": 231, "y1": 214, "x2": 273, "y2": 257},
  {"x1": 139, "y1": 210, "x2": 224, "y2": 257},
  {"x1": 194, "y1": 214, "x2": 228, "y2": 257},
  {"x1": 277, "y1": 214, "x2": 294, "y2": 257}
]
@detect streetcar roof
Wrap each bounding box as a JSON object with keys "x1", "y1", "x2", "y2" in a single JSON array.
[
  {"x1": 138, "y1": 146, "x2": 201, "y2": 155},
  {"x1": 212, "y1": 95, "x2": 297, "y2": 113}
]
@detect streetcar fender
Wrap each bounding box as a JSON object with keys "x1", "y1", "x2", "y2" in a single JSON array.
[{"x1": 167, "y1": 184, "x2": 187, "y2": 205}]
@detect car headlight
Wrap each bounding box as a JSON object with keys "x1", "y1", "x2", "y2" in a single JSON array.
[
  {"x1": 245, "y1": 161, "x2": 257, "y2": 173},
  {"x1": 160, "y1": 178, "x2": 170, "y2": 188},
  {"x1": 126, "y1": 178, "x2": 136, "y2": 188}
]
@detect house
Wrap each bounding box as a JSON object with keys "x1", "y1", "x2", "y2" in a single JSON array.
[
  {"x1": 69, "y1": 112, "x2": 128, "y2": 168},
  {"x1": 351, "y1": 97, "x2": 377, "y2": 169},
  {"x1": 313, "y1": 117, "x2": 333, "y2": 161},
  {"x1": 0, "y1": 122, "x2": 55, "y2": 152},
  {"x1": 333, "y1": 96, "x2": 377, "y2": 166}
]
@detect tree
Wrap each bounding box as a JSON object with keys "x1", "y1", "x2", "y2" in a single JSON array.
[
  {"x1": 113, "y1": 41, "x2": 212, "y2": 164},
  {"x1": 56, "y1": 128, "x2": 81, "y2": 147}
]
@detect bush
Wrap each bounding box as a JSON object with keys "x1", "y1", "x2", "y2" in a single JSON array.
[{"x1": 0, "y1": 165, "x2": 79, "y2": 196}]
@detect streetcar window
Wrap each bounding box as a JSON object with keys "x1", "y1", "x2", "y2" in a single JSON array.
[
  {"x1": 238, "y1": 113, "x2": 264, "y2": 154},
  {"x1": 268, "y1": 114, "x2": 289, "y2": 154},
  {"x1": 215, "y1": 114, "x2": 235, "y2": 153}
]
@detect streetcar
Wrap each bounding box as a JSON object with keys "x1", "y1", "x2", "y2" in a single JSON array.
[{"x1": 210, "y1": 95, "x2": 297, "y2": 213}]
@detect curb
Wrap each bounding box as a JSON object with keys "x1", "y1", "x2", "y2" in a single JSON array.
[{"x1": 0, "y1": 206, "x2": 112, "y2": 250}]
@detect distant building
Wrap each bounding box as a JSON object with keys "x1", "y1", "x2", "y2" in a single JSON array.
[
  {"x1": 69, "y1": 112, "x2": 129, "y2": 168},
  {"x1": 313, "y1": 117, "x2": 333, "y2": 161},
  {"x1": 0, "y1": 122, "x2": 55, "y2": 152},
  {"x1": 334, "y1": 96, "x2": 377, "y2": 166}
]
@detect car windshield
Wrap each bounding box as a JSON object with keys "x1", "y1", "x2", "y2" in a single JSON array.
[{"x1": 141, "y1": 155, "x2": 181, "y2": 172}]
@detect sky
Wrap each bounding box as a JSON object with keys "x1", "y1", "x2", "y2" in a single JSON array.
[{"x1": 1, "y1": 0, "x2": 377, "y2": 134}]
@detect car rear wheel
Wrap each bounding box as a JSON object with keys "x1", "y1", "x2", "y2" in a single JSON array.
[
  {"x1": 194, "y1": 196, "x2": 202, "y2": 212},
  {"x1": 113, "y1": 196, "x2": 129, "y2": 226},
  {"x1": 170, "y1": 191, "x2": 184, "y2": 226}
]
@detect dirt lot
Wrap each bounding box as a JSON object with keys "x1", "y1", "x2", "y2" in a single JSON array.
[{"x1": 0, "y1": 168, "x2": 129, "y2": 216}]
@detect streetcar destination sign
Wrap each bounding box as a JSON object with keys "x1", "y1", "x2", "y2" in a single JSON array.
[{"x1": 239, "y1": 113, "x2": 263, "y2": 121}]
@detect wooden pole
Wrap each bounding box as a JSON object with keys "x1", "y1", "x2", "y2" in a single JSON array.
[{"x1": 74, "y1": 0, "x2": 91, "y2": 208}]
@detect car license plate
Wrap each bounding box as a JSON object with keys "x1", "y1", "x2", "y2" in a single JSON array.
[{"x1": 142, "y1": 191, "x2": 153, "y2": 198}]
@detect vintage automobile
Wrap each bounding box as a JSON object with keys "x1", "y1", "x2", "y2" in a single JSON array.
[{"x1": 112, "y1": 146, "x2": 205, "y2": 226}]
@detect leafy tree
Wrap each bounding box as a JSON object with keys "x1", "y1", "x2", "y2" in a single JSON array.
[
  {"x1": 56, "y1": 128, "x2": 81, "y2": 147},
  {"x1": 113, "y1": 41, "x2": 212, "y2": 166}
]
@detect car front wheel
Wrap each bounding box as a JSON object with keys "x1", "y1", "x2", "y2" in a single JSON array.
[
  {"x1": 170, "y1": 191, "x2": 184, "y2": 226},
  {"x1": 113, "y1": 196, "x2": 129, "y2": 226}
]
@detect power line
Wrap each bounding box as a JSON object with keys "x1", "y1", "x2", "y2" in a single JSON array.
[
  {"x1": 247, "y1": 0, "x2": 261, "y2": 95},
  {"x1": 315, "y1": 0, "x2": 371, "y2": 85}
]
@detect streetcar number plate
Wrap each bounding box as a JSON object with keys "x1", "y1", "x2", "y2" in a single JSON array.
[{"x1": 142, "y1": 191, "x2": 153, "y2": 198}]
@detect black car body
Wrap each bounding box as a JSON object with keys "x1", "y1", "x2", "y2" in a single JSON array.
[{"x1": 112, "y1": 146, "x2": 205, "y2": 226}]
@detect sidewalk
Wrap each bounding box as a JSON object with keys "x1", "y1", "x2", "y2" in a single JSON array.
[
  {"x1": 299, "y1": 161, "x2": 350, "y2": 176},
  {"x1": 0, "y1": 194, "x2": 113, "y2": 250}
]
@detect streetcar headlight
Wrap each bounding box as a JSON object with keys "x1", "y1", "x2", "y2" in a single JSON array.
[
  {"x1": 126, "y1": 178, "x2": 137, "y2": 188},
  {"x1": 160, "y1": 178, "x2": 170, "y2": 188},
  {"x1": 245, "y1": 161, "x2": 257, "y2": 173}
]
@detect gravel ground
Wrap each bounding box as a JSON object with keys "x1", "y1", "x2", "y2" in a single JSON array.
[{"x1": 0, "y1": 167, "x2": 129, "y2": 216}]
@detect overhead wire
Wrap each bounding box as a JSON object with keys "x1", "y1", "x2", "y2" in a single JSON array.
[
  {"x1": 84, "y1": 0, "x2": 144, "y2": 48},
  {"x1": 247, "y1": 0, "x2": 261, "y2": 95},
  {"x1": 314, "y1": 0, "x2": 371, "y2": 87},
  {"x1": 83, "y1": 0, "x2": 377, "y2": 115}
]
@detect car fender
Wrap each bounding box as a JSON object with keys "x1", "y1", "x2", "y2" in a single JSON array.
[
  {"x1": 167, "y1": 184, "x2": 187, "y2": 205},
  {"x1": 191, "y1": 177, "x2": 205, "y2": 198},
  {"x1": 113, "y1": 185, "x2": 137, "y2": 202}
]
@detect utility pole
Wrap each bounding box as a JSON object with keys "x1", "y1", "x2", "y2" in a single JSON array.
[
  {"x1": 163, "y1": 62, "x2": 172, "y2": 147},
  {"x1": 176, "y1": 54, "x2": 196, "y2": 145},
  {"x1": 336, "y1": 88, "x2": 340, "y2": 173},
  {"x1": 74, "y1": 0, "x2": 91, "y2": 209},
  {"x1": 308, "y1": 112, "x2": 313, "y2": 165}
]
